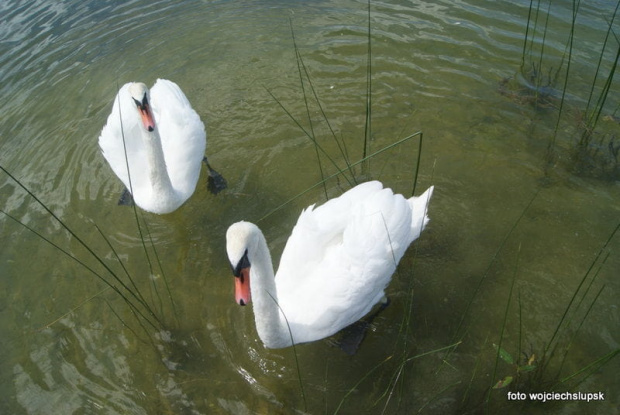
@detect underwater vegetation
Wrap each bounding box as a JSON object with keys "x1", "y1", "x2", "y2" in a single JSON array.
[{"x1": 499, "y1": 0, "x2": 620, "y2": 180}]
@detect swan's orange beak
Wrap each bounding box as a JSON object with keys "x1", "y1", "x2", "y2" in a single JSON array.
[
  {"x1": 235, "y1": 267, "x2": 251, "y2": 306},
  {"x1": 137, "y1": 104, "x2": 156, "y2": 132},
  {"x1": 132, "y1": 93, "x2": 156, "y2": 132}
]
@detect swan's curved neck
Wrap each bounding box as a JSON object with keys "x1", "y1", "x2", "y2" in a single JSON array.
[
  {"x1": 140, "y1": 127, "x2": 175, "y2": 199},
  {"x1": 249, "y1": 231, "x2": 292, "y2": 348}
]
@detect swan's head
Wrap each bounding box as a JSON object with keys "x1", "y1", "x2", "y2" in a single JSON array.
[
  {"x1": 128, "y1": 82, "x2": 156, "y2": 132},
  {"x1": 226, "y1": 221, "x2": 260, "y2": 306}
]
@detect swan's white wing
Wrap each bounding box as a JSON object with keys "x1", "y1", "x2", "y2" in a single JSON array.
[
  {"x1": 98, "y1": 83, "x2": 151, "y2": 195},
  {"x1": 150, "y1": 79, "x2": 206, "y2": 197},
  {"x1": 275, "y1": 181, "x2": 431, "y2": 343},
  {"x1": 275, "y1": 181, "x2": 384, "y2": 291}
]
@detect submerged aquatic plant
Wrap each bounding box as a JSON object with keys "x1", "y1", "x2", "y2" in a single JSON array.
[
  {"x1": 503, "y1": 0, "x2": 620, "y2": 179},
  {"x1": 482, "y1": 219, "x2": 620, "y2": 411}
]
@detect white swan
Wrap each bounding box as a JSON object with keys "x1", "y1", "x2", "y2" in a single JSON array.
[
  {"x1": 226, "y1": 181, "x2": 434, "y2": 348},
  {"x1": 99, "y1": 79, "x2": 217, "y2": 214}
]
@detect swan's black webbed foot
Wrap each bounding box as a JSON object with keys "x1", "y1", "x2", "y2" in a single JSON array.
[
  {"x1": 330, "y1": 297, "x2": 392, "y2": 355},
  {"x1": 118, "y1": 188, "x2": 135, "y2": 206},
  {"x1": 203, "y1": 156, "x2": 227, "y2": 195}
]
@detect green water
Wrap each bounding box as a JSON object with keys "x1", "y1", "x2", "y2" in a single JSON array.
[{"x1": 1, "y1": 0, "x2": 619, "y2": 413}]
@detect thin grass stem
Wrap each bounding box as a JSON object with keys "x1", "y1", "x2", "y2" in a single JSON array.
[
  {"x1": 34, "y1": 286, "x2": 112, "y2": 331},
  {"x1": 289, "y1": 19, "x2": 357, "y2": 188},
  {"x1": 486, "y1": 243, "x2": 521, "y2": 408},
  {"x1": 542, "y1": 221, "x2": 620, "y2": 369},
  {"x1": 555, "y1": 284, "x2": 606, "y2": 381},
  {"x1": 375, "y1": 359, "x2": 408, "y2": 413},
  {"x1": 131, "y1": 213, "x2": 165, "y2": 319},
  {"x1": 416, "y1": 381, "x2": 461, "y2": 414},
  {"x1": 517, "y1": 290, "x2": 524, "y2": 377},
  {"x1": 92, "y1": 221, "x2": 150, "y2": 310},
  {"x1": 521, "y1": 0, "x2": 537, "y2": 71},
  {"x1": 257, "y1": 132, "x2": 422, "y2": 222},
  {"x1": 451, "y1": 189, "x2": 540, "y2": 344},
  {"x1": 104, "y1": 298, "x2": 152, "y2": 345},
  {"x1": 265, "y1": 87, "x2": 354, "y2": 188},
  {"x1": 142, "y1": 218, "x2": 180, "y2": 326},
  {"x1": 265, "y1": 291, "x2": 307, "y2": 412},
  {"x1": 580, "y1": 43, "x2": 620, "y2": 147},
  {"x1": 333, "y1": 355, "x2": 393, "y2": 415},
  {"x1": 362, "y1": 0, "x2": 373, "y2": 176},
  {"x1": 549, "y1": 0, "x2": 581, "y2": 151},
  {"x1": 290, "y1": 20, "x2": 328, "y2": 200},
  {"x1": 411, "y1": 132, "x2": 424, "y2": 197},
  {"x1": 461, "y1": 336, "x2": 487, "y2": 407},
  {"x1": 526, "y1": 0, "x2": 543, "y2": 67},
  {"x1": 582, "y1": 4, "x2": 620, "y2": 123},
  {"x1": 535, "y1": 0, "x2": 553, "y2": 92},
  {"x1": 0, "y1": 176, "x2": 162, "y2": 331},
  {"x1": 554, "y1": 348, "x2": 620, "y2": 389},
  {"x1": 116, "y1": 84, "x2": 166, "y2": 321}
]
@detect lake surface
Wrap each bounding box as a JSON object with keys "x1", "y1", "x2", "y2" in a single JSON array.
[{"x1": 1, "y1": 0, "x2": 619, "y2": 413}]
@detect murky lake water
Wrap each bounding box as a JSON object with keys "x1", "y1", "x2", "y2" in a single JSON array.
[{"x1": 1, "y1": 0, "x2": 619, "y2": 413}]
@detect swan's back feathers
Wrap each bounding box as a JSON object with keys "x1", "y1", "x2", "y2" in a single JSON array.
[{"x1": 276, "y1": 181, "x2": 433, "y2": 343}]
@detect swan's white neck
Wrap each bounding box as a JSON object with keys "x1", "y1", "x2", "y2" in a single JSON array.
[
  {"x1": 248, "y1": 230, "x2": 293, "y2": 348},
  {"x1": 139, "y1": 126, "x2": 176, "y2": 201}
]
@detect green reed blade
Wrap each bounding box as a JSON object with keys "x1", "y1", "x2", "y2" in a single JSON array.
[
  {"x1": 550, "y1": 0, "x2": 581, "y2": 151},
  {"x1": 411, "y1": 132, "x2": 424, "y2": 197},
  {"x1": 92, "y1": 221, "x2": 150, "y2": 311},
  {"x1": 265, "y1": 291, "x2": 307, "y2": 412},
  {"x1": 555, "y1": 283, "x2": 606, "y2": 381},
  {"x1": 289, "y1": 19, "x2": 357, "y2": 187},
  {"x1": 555, "y1": 348, "x2": 619, "y2": 389},
  {"x1": 32, "y1": 287, "x2": 110, "y2": 331},
  {"x1": 542, "y1": 221, "x2": 619, "y2": 365},
  {"x1": 334, "y1": 355, "x2": 393, "y2": 415},
  {"x1": 265, "y1": 87, "x2": 354, "y2": 188},
  {"x1": 289, "y1": 19, "x2": 328, "y2": 200},
  {"x1": 521, "y1": 0, "x2": 536, "y2": 71},
  {"x1": 582, "y1": 4, "x2": 620, "y2": 125},
  {"x1": 142, "y1": 218, "x2": 179, "y2": 326},
  {"x1": 0, "y1": 166, "x2": 162, "y2": 330},
  {"x1": 116, "y1": 86, "x2": 167, "y2": 321},
  {"x1": 580, "y1": 43, "x2": 620, "y2": 147},
  {"x1": 487, "y1": 244, "x2": 521, "y2": 407},
  {"x1": 451, "y1": 189, "x2": 540, "y2": 344},
  {"x1": 362, "y1": 0, "x2": 373, "y2": 176},
  {"x1": 257, "y1": 131, "x2": 422, "y2": 222}
]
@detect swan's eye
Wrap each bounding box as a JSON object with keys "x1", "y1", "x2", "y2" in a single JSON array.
[
  {"x1": 132, "y1": 94, "x2": 149, "y2": 110},
  {"x1": 232, "y1": 249, "x2": 250, "y2": 277}
]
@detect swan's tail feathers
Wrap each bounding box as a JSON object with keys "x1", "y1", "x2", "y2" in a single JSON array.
[
  {"x1": 203, "y1": 157, "x2": 228, "y2": 195},
  {"x1": 408, "y1": 185, "x2": 434, "y2": 236}
]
